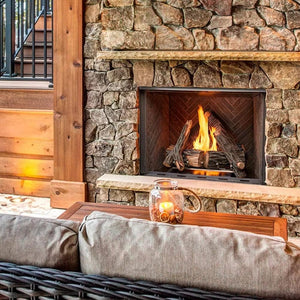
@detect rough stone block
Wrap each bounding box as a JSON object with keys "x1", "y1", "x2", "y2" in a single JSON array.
[
  {"x1": 167, "y1": 0, "x2": 200, "y2": 8},
  {"x1": 86, "y1": 139, "x2": 113, "y2": 156},
  {"x1": 216, "y1": 26, "x2": 259, "y2": 50},
  {"x1": 260, "y1": 62, "x2": 300, "y2": 89},
  {"x1": 266, "y1": 168, "x2": 295, "y2": 188},
  {"x1": 265, "y1": 89, "x2": 282, "y2": 109},
  {"x1": 85, "y1": 4, "x2": 100, "y2": 23},
  {"x1": 86, "y1": 168, "x2": 100, "y2": 184},
  {"x1": 114, "y1": 160, "x2": 137, "y2": 175},
  {"x1": 290, "y1": 159, "x2": 300, "y2": 176},
  {"x1": 115, "y1": 123, "x2": 135, "y2": 139},
  {"x1": 193, "y1": 29, "x2": 215, "y2": 50},
  {"x1": 133, "y1": 61, "x2": 154, "y2": 86},
  {"x1": 105, "y1": 0, "x2": 134, "y2": 6},
  {"x1": 257, "y1": 6, "x2": 285, "y2": 26},
  {"x1": 101, "y1": 30, "x2": 126, "y2": 50},
  {"x1": 288, "y1": 109, "x2": 300, "y2": 124},
  {"x1": 107, "y1": 80, "x2": 133, "y2": 92},
  {"x1": 201, "y1": 197, "x2": 216, "y2": 212},
  {"x1": 153, "y1": 2, "x2": 183, "y2": 25},
  {"x1": 109, "y1": 189, "x2": 135, "y2": 202},
  {"x1": 200, "y1": 0, "x2": 232, "y2": 15},
  {"x1": 266, "y1": 154, "x2": 288, "y2": 168},
  {"x1": 85, "y1": 119, "x2": 98, "y2": 143},
  {"x1": 270, "y1": 0, "x2": 300, "y2": 12},
  {"x1": 155, "y1": 26, "x2": 184, "y2": 50},
  {"x1": 134, "y1": 6, "x2": 162, "y2": 30},
  {"x1": 119, "y1": 91, "x2": 137, "y2": 109},
  {"x1": 94, "y1": 156, "x2": 119, "y2": 174},
  {"x1": 286, "y1": 10, "x2": 300, "y2": 29},
  {"x1": 233, "y1": 8, "x2": 265, "y2": 27},
  {"x1": 120, "y1": 109, "x2": 139, "y2": 123},
  {"x1": 135, "y1": 192, "x2": 149, "y2": 207},
  {"x1": 170, "y1": 26, "x2": 195, "y2": 50},
  {"x1": 282, "y1": 90, "x2": 300, "y2": 109},
  {"x1": 86, "y1": 91, "x2": 102, "y2": 109},
  {"x1": 98, "y1": 124, "x2": 115, "y2": 140},
  {"x1": 237, "y1": 201, "x2": 260, "y2": 216},
  {"x1": 90, "y1": 108, "x2": 109, "y2": 125},
  {"x1": 266, "y1": 109, "x2": 289, "y2": 123},
  {"x1": 207, "y1": 16, "x2": 232, "y2": 29},
  {"x1": 232, "y1": 0, "x2": 257, "y2": 7},
  {"x1": 266, "y1": 123, "x2": 282, "y2": 138},
  {"x1": 102, "y1": 7, "x2": 134, "y2": 30},
  {"x1": 223, "y1": 73, "x2": 250, "y2": 88},
  {"x1": 194, "y1": 63, "x2": 222, "y2": 88},
  {"x1": 153, "y1": 61, "x2": 173, "y2": 86},
  {"x1": 84, "y1": 38, "x2": 101, "y2": 58},
  {"x1": 107, "y1": 67, "x2": 131, "y2": 82},
  {"x1": 249, "y1": 66, "x2": 272, "y2": 89},
  {"x1": 183, "y1": 8, "x2": 212, "y2": 28},
  {"x1": 125, "y1": 31, "x2": 155, "y2": 49},
  {"x1": 282, "y1": 215, "x2": 300, "y2": 237},
  {"x1": 103, "y1": 91, "x2": 119, "y2": 106},
  {"x1": 94, "y1": 61, "x2": 111, "y2": 72},
  {"x1": 266, "y1": 137, "x2": 298, "y2": 157},
  {"x1": 86, "y1": 155, "x2": 94, "y2": 168},
  {"x1": 282, "y1": 124, "x2": 296, "y2": 138},
  {"x1": 280, "y1": 204, "x2": 299, "y2": 216},
  {"x1": 216, "y1": 199, "x2": 237, "y2": 214},
  {"x1": 171, "y1": 67, "x2": 192, "y2": 86},
  {"x1": 104, "y1": 106, "x2": 121, "y2": 123},
  {"x1": 258, "y1": 203, "x2": 280, "y2": 217},
  {"x1": 96, "y1": 188, "x2": 109, "y2": 203}
]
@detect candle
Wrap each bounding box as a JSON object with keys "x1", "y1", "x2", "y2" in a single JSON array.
[{"x1": 159, "y1": 201, "x2": 174, "y2": 214}]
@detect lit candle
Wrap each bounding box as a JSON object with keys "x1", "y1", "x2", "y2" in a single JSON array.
[{"x1": 159, "y1": 201, "x2": 174, "y2": 214}]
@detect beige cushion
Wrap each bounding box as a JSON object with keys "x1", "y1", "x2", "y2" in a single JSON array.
[
  {"x1": 0, "y1": 214, "x2": 80, "y2": 271},
  {"x1": 79, "y1": 211, "x2": 300, "y2": 299}
]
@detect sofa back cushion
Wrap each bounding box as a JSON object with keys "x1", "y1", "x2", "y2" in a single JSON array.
[
  {"x1": 79, "y1": 211, "x2": 300, "y2": 299},
  {"x1": 0, "y1": 214, "x2": 80, "y2": 271}
]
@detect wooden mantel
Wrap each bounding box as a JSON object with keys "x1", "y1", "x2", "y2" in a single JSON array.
[{"x1": 97, "y1": 51, "x2": 300, "y2": 62}]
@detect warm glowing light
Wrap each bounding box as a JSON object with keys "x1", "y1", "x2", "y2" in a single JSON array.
[
  {"x1": 193, "y1": 106, "x2": 218, "y2": 151},
  {"x1": 159, "y1": 202, "x2": 174, "y2": 214}
]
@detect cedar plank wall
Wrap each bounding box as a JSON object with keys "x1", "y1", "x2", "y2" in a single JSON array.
[{"x1": 0, "y1": 89, "x2": 54, "y2": 197}]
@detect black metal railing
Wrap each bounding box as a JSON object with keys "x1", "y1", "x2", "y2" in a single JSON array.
[{"x1": 0, "y1": 0, "x2": 52, "y2": 80}]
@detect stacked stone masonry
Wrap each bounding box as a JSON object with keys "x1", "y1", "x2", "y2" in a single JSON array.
[
  {"x1": 84, "y1": 0, "x2": 300, "y2": 236},
  {"x1": 84, "y1": 0, "x2": 300, "y2": 53}
]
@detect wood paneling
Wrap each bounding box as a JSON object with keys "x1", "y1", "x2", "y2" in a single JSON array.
[
  {"x1": 0, "y1": 137, "x2": 53, "y2": 156},
  {"x1": 0, "y1": 176, "x2": 50, "y2": 197},
  {"x1": 52, "y1": 0, "x2": 85, "y2": 207},
  {"x1": 0, "y1": 89, "x2": 53, "y2": 110},
  {"x1": 50, "y1": 180, "x2": 86, "y2": 209},
  {"x1": 0, "y1": 109, "x2": 53, "y2": 139},
  {"x1": 0, "y1": 155, "x2": 53, "y2": 179}
]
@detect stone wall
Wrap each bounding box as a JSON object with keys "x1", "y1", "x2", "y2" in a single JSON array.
[{"x1": 84, "y1": 0, "x2": 300, "y2": 53}]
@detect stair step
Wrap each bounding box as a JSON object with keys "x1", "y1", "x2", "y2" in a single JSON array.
[
  {"x1": 15, "y1": 61, "x2": 52, "y2": 76},
  {"x1": 16, "y1": 46, "x2": 52, "y2": 59},
  {"x1": 27, "y1": 30, "x2": 52, "y2": 43}
]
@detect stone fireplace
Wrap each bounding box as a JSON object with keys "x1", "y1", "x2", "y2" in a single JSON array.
[{"x1": 84, "y1": 0, "x2": 300, "y2": 236}]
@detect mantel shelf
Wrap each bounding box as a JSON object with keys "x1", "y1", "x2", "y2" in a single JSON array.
[{"x1": 96, "y1": 51, "x2": 300, "y2": 62}]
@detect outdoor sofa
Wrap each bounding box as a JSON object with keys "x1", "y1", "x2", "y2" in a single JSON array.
[{"x1": 0, "y1": 211, "x2": 299, "y2": 299}]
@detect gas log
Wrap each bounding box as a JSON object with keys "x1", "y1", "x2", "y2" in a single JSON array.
[
  {"x1": 183, "y1": 149, "x2": 230, "y2": 170},
  {"x1": 163, "y1": 120, "x2": 192, "y2": 171}
]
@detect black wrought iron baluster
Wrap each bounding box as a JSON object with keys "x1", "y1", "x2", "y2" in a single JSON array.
[
  {"x1": 0, "y1": 2, "x2": 4, "y2": 73},
  {"x1": 31, "y1": 0, "x2": 35, "y2": 77},
  {"x1": 20, "y1": 0, "x2": 24, "y2": 77},
  {"x1": 43, "y1": 0, "x2": 47, "y2": 78}
]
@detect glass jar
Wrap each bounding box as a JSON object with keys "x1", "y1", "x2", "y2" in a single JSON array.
[{"x1": 149, "y1": 179, "x2": 201, "y2": 224}]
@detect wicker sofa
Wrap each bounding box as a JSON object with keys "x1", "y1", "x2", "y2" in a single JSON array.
[{"x1": 0, "y1": 211, "x2": 299, "y2": 300}]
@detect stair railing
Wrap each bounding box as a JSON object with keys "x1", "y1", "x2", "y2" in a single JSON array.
[{"x1": 0, "y1": 0, "x2": 52, "y2": 80}]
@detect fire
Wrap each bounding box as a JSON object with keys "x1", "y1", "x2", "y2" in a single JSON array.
[{"x1": 193, "y1": 106, "x2": 218, "y2": 152}]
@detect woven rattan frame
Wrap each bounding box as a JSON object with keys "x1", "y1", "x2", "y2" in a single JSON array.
[{"x1": 0, "y1": 262, "x2": 262, "y2": 299}]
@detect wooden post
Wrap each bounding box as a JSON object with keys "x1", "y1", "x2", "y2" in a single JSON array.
[{"x1": 51, "y1": 0, "x2": 86, "y2": 208}]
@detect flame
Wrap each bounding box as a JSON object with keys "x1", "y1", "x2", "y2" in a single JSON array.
[{"x1": 193, "y1": 106, "x2": 218, "y2": 151}]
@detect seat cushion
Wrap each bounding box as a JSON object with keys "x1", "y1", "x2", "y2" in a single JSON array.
[
  {"x1": 79, "y1": 211, "x2": 300, "y2": 299},
  {"x1": 0, "y1": 214, "x2": 80, "y2": 271}
]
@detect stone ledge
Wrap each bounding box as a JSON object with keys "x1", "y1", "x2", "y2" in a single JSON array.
[
  {"x1": 96, "y1": 51, "x2": 300, "y2": 62},
  {"x1": 97, "y1": 174, "x2": 300, "y2": 206}
]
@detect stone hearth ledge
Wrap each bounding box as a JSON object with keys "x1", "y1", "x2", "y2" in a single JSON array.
[
  {"x1": 97, "y1": 174, "x2": 300, "y2": 206},
  {"x1": 96, "y1": 51, "x2": 300, "y2": 62}
]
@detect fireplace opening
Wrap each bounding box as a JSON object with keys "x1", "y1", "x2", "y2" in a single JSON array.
[{"x1": 139, "y1": 87, "x2": 266, "y2": 184}]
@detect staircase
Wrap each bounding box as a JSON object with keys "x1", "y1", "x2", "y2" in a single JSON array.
[{"x1": 14, "y1": 14, "x2": 53, "y2": 78}]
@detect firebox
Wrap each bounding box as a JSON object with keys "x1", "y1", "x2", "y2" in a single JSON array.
[{"x1": 139, "y1": 87, "x2": 266, "y2": 184}]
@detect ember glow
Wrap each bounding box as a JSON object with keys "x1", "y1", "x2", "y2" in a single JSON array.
[{"x1": 193, "y1": 106, "x2": 218, "y2": 151}]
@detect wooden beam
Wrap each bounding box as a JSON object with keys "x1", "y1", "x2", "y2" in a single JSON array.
[
  {"x1": 96, "y1": 50, "x2": 300, "y2": 62},
  {"x1": 50, "y1": 180, "x2": 87, "y2": 209},
  {"x1": 52, "y1": 0, "x2": 86, "y2": 206}
]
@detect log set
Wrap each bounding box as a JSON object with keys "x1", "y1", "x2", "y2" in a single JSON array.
[{"x1": 163, "y1": 112, "x2": 247, "y2": 178}]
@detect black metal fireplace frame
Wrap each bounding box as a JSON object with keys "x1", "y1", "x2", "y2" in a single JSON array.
[{"x1": 139, "y1": 87, "x2": 266, "y2": 185}]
